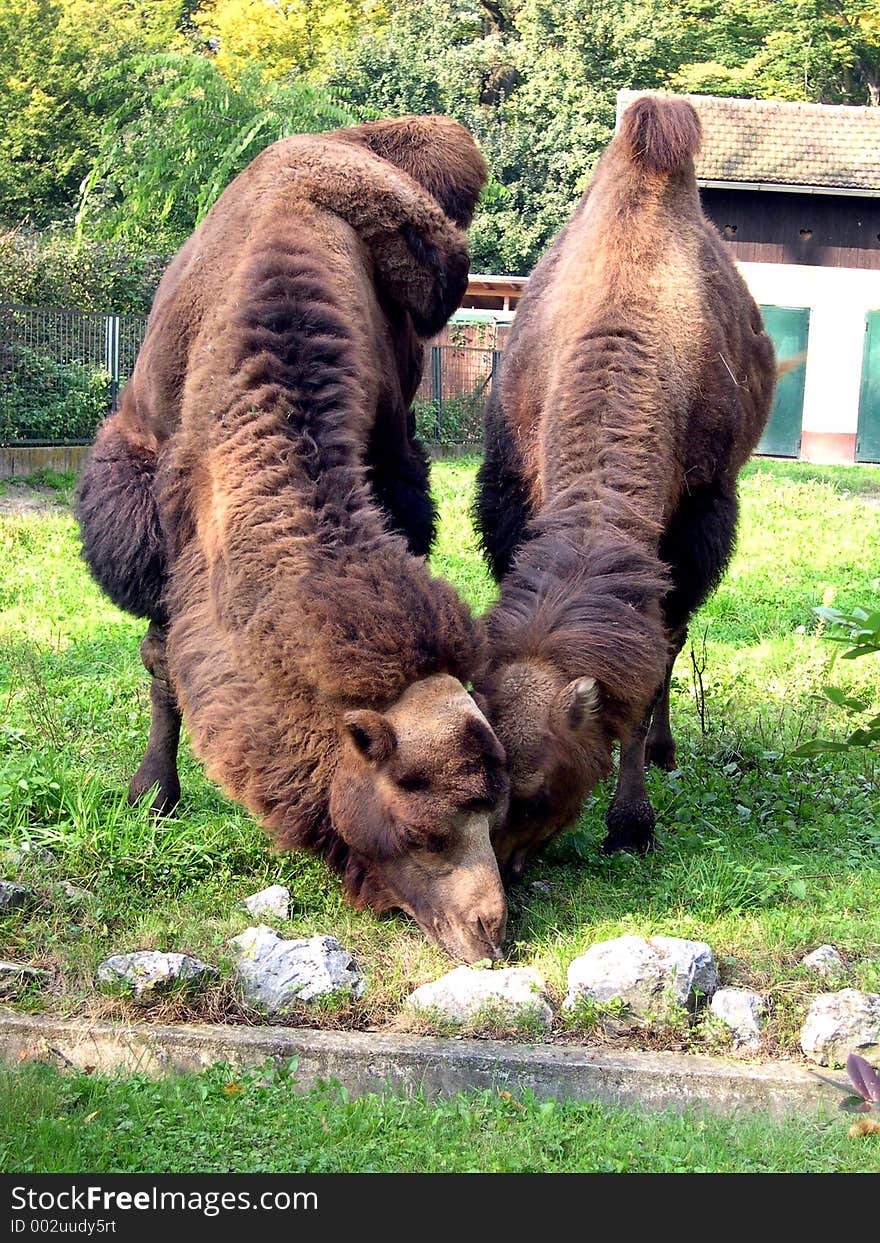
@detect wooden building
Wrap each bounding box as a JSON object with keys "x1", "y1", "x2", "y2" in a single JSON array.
[
  {"x1": 460, "y1": 273, "x2": 528, "y2": 314},
  {"x1": 617, "y1": 90, "x2": 880, "y2": 464}
]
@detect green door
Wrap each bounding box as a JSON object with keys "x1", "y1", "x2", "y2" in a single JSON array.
[
  {"x1": 857, "y1": 311, "x2": 880, "y2": 463},
  {"x1": 757, "y1": 305, "x2": 810, "y2": 458}
]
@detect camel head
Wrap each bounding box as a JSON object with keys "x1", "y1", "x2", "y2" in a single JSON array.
[
  {"x1": 476, "y1": 660, "x2": 613, "y2": 883},
  {"x1": 329, "y1": 674, "x2": 509, "y2": 962}
]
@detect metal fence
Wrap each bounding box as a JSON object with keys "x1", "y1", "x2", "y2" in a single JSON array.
[
  {"x1": 0, "y1": 304, "x2": 500, "y2": 449},
  {"x1": 413, "y1": 344, "x2": 501, "y2": 446},
  {"x1": 0, "y1": 304, "x2": 146, "y2": 446}
]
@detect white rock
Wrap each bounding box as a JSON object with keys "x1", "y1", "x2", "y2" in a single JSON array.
[
  {"x1": 56, "y1": 881, "x2": 92, "y2": 904},
  {"x1": 3, "y1": 843, "x2": 57, "y2": 868},
  {"x1": 230, "y1": 926, "x2": 365, "y2": 1012},
  {"x1": 242, "y1": 884, "x2": 290, "y2": 920},
  {"x1": 710, "y1": 987, "x2": 765, "y2": 1048},
  {"x1": 801, "y1": 945, "x2": 845, "y2": 978},
  {"x1": 0, "y1": 960, "x2": 47, "y2": 981},
  {"x1": 407, "y1": 965, "x2": 553, "y2": 1028},
  {"x1": 800, "y1": 989, "x2": 880, "y2": 1066},
  {"x1": 565, "y1": 935, "x2": 719, "y2": 1016},
  {"x1": 97, "y1": 951, "x2": 217, "y2": 999},
  {"x1": 0, "y1": 881, "x2": 32, "y2": 912}
]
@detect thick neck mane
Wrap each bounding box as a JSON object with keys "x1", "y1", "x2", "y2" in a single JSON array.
[{"x1": 486, "y1": 511, "x2": 670, "y2": 735}]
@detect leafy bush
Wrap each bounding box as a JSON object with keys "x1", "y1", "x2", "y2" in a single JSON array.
[
  {"x1": 0, "y1": 229, "x2": 169, "y2": 315},
  {"x1": 0, "y1": 343, "x2": 111, "y2": 443},
  {"x1": 77, "y1": 56, "x2": 353, "y2": 252},
  {"x1": 414, "y1": 392, "x2": 486, "y2": 448},
  {"x1": 793, "y1": 604, "x2": 880, "y2": 757}
]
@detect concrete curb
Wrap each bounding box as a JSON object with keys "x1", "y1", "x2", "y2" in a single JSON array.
[{"x1": 0, "y1": 1008, "x2": 842, "y2": 1119}]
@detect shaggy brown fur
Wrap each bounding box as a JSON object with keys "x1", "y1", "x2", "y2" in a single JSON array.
[
  {"x1": 76, "y1": 116, "x2": 511, "y2": 962},
  {"x1": 474, "y1": 95, "x2": 776, "y2": 877}
]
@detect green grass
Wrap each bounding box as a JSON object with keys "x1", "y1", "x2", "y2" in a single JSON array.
[
  {"x1": 1, "y1": 1061, "x2": 876, "y2": 1173},
  {"x1": 1, "y1": 460, "x2": 879, "y2": 1056}
]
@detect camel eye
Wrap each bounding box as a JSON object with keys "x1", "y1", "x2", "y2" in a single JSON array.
[{"x1": 398, "y1": 771, "x2": 430, "y2": 793}]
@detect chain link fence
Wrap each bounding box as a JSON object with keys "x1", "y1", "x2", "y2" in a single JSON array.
[
  {"x1": 413, "y1": 344, "x2": 501, "y2": 448},
  {"x1": 0, "y1": 304, "x2": 500, "y2": 450},
  {"x1": 0, "y1": 304, "x2": 145, "y2": 446}
]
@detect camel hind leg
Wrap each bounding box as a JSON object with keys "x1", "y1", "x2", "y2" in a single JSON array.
[
  {"x1": 76, "y1": 416, "x2": 181, "y2": 812},
  {"x1": 645, "y1": 627, "x2": 688, "y2": 771},
  {"x1": 368, "y1": 414, "x2": 437, "y2": 557},
  {"x1": 648, "y1": 483, "x2": 739, "y2": 771},
  {"x1": 474, "y1": 390, "x2": 532, "y2": 581},
  {"x1": 128, "y1": 623, "x2": 181, "y2": 815}
]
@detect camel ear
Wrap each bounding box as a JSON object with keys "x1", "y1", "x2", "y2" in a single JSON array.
[
  {"x1": 343, "y1": 711, "x2": 398, "y2": 765},
  {"x1": 553, "y1": 677, "x2": 599, "y2": 733}
]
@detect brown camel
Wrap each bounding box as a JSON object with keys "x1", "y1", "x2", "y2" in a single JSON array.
[
  {"x1": 474, "y1": 95, "x2": 776, "y2": 880},
  {"x1": 76, "y1": 116, "x2": 510, "y2": 962}
]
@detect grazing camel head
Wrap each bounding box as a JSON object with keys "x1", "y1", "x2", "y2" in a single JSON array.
[
  {"x1": 329, "y1": 674, "x2": 510, "y2": 962},
  {"x1": 477, "y1": 660, "x2": 613, "y2": 883}
]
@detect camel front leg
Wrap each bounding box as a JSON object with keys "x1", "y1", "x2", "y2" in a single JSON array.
[
  {"x1": 645, "y1": 626, "x2": 687, "y2": 771},
  {"x1": 128, "y1": 622, "x2": 181, "y2": 815},
  {"x1": 601, "y1": 707, "x2": 657, "y2": 855}
]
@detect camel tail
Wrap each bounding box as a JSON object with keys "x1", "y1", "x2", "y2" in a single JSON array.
[{"x1": 618, "y1": 95, "x2": 702, "y2": 176}]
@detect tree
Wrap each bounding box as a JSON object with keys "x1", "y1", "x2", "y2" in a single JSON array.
[
  {"x1": 0, "y1": 0, "x2": 188, "y2": 227},
  {"x1": 77, "y1": 54, "x2": 353, "y2": 250},
  {"x1": 671, "y1": 1, "x2": 880, "y2": 105},
  {"x1": 193, "y1": 0, "x2": 388, "y2": 79}
]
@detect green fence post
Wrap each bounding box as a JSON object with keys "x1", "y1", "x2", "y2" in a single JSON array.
[{"x1": 431, "y1": 345, "x2": 442, "y2": 440}]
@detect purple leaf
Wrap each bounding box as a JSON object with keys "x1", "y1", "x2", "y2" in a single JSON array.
[{"x1": 846, "y1": 1053, "x2": 880, "y2": 1102}]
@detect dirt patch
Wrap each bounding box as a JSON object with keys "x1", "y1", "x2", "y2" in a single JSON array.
[{"x1": 0, "y1": 483, "x2": 68, "y2": 516}]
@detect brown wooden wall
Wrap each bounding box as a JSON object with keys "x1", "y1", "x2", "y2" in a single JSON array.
[{"x1": 700, "y1": 187, "x2": 880, "y2": 269}]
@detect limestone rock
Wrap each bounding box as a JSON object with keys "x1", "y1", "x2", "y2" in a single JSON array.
[
  {"x1": 800, "y1": 989, "x2": 880, "y2": 1067},
  {"x1": 801, "y1": 945, "x2": 845, "y2": 978},
  {"x1": 0, "y1": 960, "x2": 47, "y2": 982},
  {"x1": 230, "y1": 926, "x2": 365, "y2": 1013},
  {"x1": 710, "y1": 987, "x2": 764, "y2": 1048},
  {"x1": 407, "y1": 965, "x2": 553, "y2": 1028},
  {"x1": 565, "y1": 935, "x2": 719, "y2": 1016},
  {"x1": 3, "y1": 843, "x2": 57, "y2": 868},
  {"x1": 241, "y1": 884, "x2": 290, "y2": 920},
  {"x1": 97, "y1": 951, "x2": 217, "y2": 1000},
  {"x1": 0, "y1": 881, "x2": 32, "y2": 912},
  {"x1": 55, "y1": 881, "x2": 92, "y2": 904}
]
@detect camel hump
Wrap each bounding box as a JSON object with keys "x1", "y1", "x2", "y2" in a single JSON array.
[{"x1": 618, "y1": 95, "x2": 701, "y2": 175}]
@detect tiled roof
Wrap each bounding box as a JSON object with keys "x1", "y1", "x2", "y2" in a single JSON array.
[{"x1": 617, "y1": 90, "x2": 880, "y2": 192}]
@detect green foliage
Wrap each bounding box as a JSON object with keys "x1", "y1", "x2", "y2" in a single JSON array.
[
  {"x1": 324, "y1": 0, "x2": 880, "y2": 273},
  {"x1": 0, "y1": 230, "x2": 169, "y2": 315},
  {"x1": 194, "y1": 0, "x2": 388, "y2": 81},
  {"x1": 2, "y1": 462, "x2": 880, "y2": 1047},
  {"x1": 0, "y1": 0, "x2": 189, "y2": 229},
  {"x1": 414, "y1": 390, "x2": 488, "y2": 447},
  {"x1": 77, "y1": 54, "x2": 354, "y2": 250},
  {"x1": 3, "y1": 1061, "x2": 876, "y2": 1173},
  {"x1": 793, "y1": 603, "x2": 880, "y2": 757},
  {"x1": 0, "y1": 343, "x2": 110, "y2": 444},
  {"x1": 671, "y1": 1, "x2": 880, "y2": 105},
  {"x1": 5, "y1": 1, "x2": 880, "y2": 275}
]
